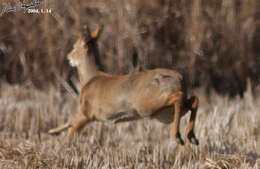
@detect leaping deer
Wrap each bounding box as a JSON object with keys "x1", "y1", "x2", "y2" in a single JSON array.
[{"x1": 48, "y1": 27, "x2": 199, "y2": 146}]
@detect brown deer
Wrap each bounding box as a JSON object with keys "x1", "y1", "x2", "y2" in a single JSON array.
[{"x1": 48, "y1": 28, "x2": 199, "y2": 146}]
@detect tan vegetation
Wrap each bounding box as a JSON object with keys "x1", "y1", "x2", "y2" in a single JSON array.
[
  {"x1": 0, "y1": 0, "x2": 259, "y2": 96},
  {"x1": 0, "y1": 83, "x2": 259, "y2": 168}
]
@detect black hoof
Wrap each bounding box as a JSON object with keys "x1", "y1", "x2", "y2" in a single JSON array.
[
  {"x1": 175, "y1": 132, "x2": 185, "y2": 145},
  {"x1": 176, "y1": 137, "x2": 185, "y2": 145},
  {"x1": 187, "y1": 131, "x2": 199, "y2": 145},
  {"x1": 190, "y1": 137, "x2": 199, "y2": 145}
]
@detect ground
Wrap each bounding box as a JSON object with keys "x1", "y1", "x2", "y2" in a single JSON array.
[{"x1": 0, "y1": 83, "x2": 259, "y2": 169}]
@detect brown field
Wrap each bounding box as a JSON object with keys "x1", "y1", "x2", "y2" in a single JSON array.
[
  {"x1": 0, "y1": 0, "x2": 259, "y2": 96},
  {"x1": 0, "y1": 83, "x2": 259, "y2": 169}
]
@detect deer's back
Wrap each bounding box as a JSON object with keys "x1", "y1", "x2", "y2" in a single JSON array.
[{"x1": 80, "y1": 68, "x2": 184, "y2": 122}]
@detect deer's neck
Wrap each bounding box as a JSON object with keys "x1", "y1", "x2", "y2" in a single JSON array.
[{"x1": 77, "y1": 56, "x2": 99, "y2": 87}]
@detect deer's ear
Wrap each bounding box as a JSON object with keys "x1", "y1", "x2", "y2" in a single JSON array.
[{"x1": 90, "y1": 28, "x2": 100, "y2": 39}]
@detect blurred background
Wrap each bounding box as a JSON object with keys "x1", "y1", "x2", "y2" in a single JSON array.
[{"x1": 0, "y1": 0, "x2": 259, "y2": 97}]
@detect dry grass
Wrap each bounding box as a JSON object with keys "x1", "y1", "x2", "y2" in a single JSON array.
[
  {"x1": 0, "y1": 83, "x2": 259, "y2": 169},
  {"x1": 0, "y1": 0, "x2": 259, "y2": 95}
]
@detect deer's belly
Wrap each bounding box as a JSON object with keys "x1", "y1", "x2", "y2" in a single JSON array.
[
  {"x1": 151, "y1": 107, "x2": 173, "y2": 124},
  {"x1": 96, "y1": 109, "x2": 140, "y2": 123},
  {"x1": 151, "y1": 106, "x2": 190, "y2": 124}
]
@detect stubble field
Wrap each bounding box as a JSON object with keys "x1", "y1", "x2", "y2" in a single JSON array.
[{"x1": 0, "y1": 83, "x2": 259, "y2": 169}]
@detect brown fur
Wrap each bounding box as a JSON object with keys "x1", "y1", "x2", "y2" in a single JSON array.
[{"x1": 48, "y1": 28, "x2": 199, "y2": 146}]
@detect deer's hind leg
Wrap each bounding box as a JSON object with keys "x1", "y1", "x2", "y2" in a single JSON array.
[
  {"x1": 186, "y1": 96, "x2": 199, "y2": 145},
  {"x1": 168, "y1": 91, "x2": 185, "y2": 145}
]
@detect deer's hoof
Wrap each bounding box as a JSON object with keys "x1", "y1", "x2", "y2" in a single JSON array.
[
  {"x1": 187, "y1": 131, "x2": 199, "y2": 145},
  {"x1": 189, "y1": 137, "x2": 199, "y2": 145},
  {"x1": 176, "y1": 137, "x2": 185, "y2": 145},
  {"x1": 175, "y1": 132, "x2": 185, "y2": 145}
]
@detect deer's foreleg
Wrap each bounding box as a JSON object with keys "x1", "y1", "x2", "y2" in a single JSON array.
[
  {"x1": 186, "y1": 96, "x2": 199, "y2": 145},
  {"x1": 48, "y1": 122, "x2": 71, "y2": 135},
  {"x1": 59, "y1": 112, "x2": 90, "y2": 148}
]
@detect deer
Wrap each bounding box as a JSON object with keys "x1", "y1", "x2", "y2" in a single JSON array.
[{"x1": 48, "y1": 27, "x2": 199, "y2": 146}]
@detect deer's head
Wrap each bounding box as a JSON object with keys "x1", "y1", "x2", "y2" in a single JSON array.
[
  {"x1": 67, "y1": 27, "x2": 101, "y2": 67},
  {"x1": 67, "y1": 37, "x2": 86, "y2": 67}
]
